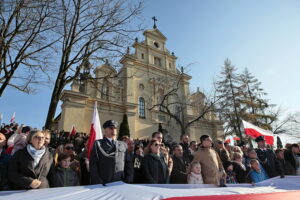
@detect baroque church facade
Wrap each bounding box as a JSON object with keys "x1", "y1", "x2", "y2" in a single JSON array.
[{"x1": 57, "y1": 27, "x2": 224, "y2": 142}]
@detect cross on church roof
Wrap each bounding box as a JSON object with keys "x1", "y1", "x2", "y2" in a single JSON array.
[{"x1": 152, "y1": 16, "x2": 158, "y2": 29}]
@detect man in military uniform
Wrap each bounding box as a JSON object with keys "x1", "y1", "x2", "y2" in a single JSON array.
[
  {"x1": 255, "y1": 136, "x2": 277, "y2": 178},
  {"x1": 90, "y1": 120, "x2": 132, "y2": 185}
]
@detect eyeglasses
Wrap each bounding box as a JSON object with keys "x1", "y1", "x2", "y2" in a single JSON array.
[
  {"x1": 153, "y1": 143, "x2": 162, "y2": 147},
  {"x1": 65, "y1": 146, "x2": 74, "y2": 150}
]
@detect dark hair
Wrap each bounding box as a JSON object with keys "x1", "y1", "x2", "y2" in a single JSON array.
[
  {"x1": 250, "y1": 159, "x2": 259, "y2": 165},
  {"x1": 57, "y1": 153, "x2": 71, "y2": 163},
  {"x1": 199, "y1": 135, "x2": 210, "y2": 143},
  {"x1": 247, "y1": 147, "x2": 255, "y2": 154},
  {"x1": 173, "y1": 144, "x2": 182, "y2": 151},
  {"x1": 148, "y1": 138, "x2": 159, "y2": 153},
  {"x1": 275, "y1": 149, "x2": 283, "y2": 154},
  {"x1": 189, "y1": 141, "x2": 196, "y2": 146},
  {"x1": 291, "y1": 143, "x2": 299, "y2": 149},
  {"x1": 151, "y1": 132, "x2": 162, "y2": 138}
]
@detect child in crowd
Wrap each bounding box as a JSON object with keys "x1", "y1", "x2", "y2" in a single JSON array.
[
  {"x1": 224, "y1": 161, "x2": 237, "y2": 184},
  {"x1": 187, "y1": 161, "x2": 203, "y2": 184},
  {"x1": 51, "y1": 153, "x2": 80, "y2": 187},
  {"x1": 247, "y1": 159, "x2": 269, "y2": 183}
]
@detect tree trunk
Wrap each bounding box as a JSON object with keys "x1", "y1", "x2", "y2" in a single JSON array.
[{"x1": 44, "y1": 71, "x2": 65, "y2": 129}]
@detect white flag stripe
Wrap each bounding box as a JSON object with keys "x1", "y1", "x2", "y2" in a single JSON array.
[
  {"x1": 242, "y1": 120, "x2": 274, "y2": 136},
  {"x1": 92, "y1": 102, "x2": 103, "y2": 140}
]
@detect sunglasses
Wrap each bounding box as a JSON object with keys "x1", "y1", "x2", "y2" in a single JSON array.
[
  {"x1": 153, "y1": 143, "x2": 162, "y2": 147},
  {"x1": 65, "y1": 146, "x2": 74, "y2": 150}
]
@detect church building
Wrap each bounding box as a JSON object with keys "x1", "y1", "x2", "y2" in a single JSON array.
[{"x1": 57, "y1": 25, "x2": 224, "y2": 142}]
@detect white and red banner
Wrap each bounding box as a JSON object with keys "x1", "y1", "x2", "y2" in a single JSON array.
[
  {"x1": 69, "y1": 125, "x2": 77, "y2": 137},
  {"x1": 0, "y1": 176, "x2": 299, "y2": 200},
  {"x1": 242, "y1": 120, "x2": 274, "y2": 145},
  {"x1": 10, "y1": 112, "x2": 15, "y2": 123},
  {"x1": 87, "y1": 102, "x2": 103, "y2": 159}
]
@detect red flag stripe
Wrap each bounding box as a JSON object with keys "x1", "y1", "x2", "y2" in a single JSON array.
[
  {"x1": 163, "y1": 190, "x2": 300, "y2": 200},
  {"x1": 245, "y1": 128, "x2": 274, "y2": 145}
]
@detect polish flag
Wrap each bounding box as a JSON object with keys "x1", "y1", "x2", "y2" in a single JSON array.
[
  {"x1": 10, "y1": 112, "x2": 15, "y2": 123},
  {"x1": 87, "y1": 102, "x2": 103, "y2": 159},
  {"x1": 70, "y1": 125, "x2": 77, "y2": 136},
  {"x1": 242, "y1": 120, "x2": 274, "y2": 145}
]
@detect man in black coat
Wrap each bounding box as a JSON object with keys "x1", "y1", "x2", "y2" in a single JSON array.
[
  {"x1": 170, "y1": 144, "x2": 188, "y2": 184},
  {"x1": 90, "y1": 120, "x2": 131, "y2": 185},
  {"x1": 255, "y1": 136, "x2": 277, "y2": 178}
]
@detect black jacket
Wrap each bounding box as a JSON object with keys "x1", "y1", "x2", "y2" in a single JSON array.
[
  {"x1": 90, "y1": 138, "x2": 131, "y2": 184},
  {"x1": 232, "y1": 161, "x2": 247, "y2": 183},
  {"x1": 8, "y1": 147, "x2": 54, "y2": 190},
  {"x1": 284, "y1": 150, "x2": 298, "y2": 175},
  {"x1": 275, "y1": 158, "x2": 286, "y2": 177},
  {"x1": 256, "y1": 148, "x2": 277, "y2": 178},
  {"x1": 132, "y1": 154, "x2": 144, "y2": 183},
  {"x1": 142, "y1": 153, "x2": 168, "y2": 184},
  {"x1": 51, "y1": 167, "x2": 80, "y2": 187},
  {"x1": 170, "y1": 155, "x2": 188, "y2": 184}
]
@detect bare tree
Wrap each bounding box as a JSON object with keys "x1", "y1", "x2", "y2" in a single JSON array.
[
  {"x1": 0, "y1": 0, "x2": 58, "y2": 96},
  {"x1": 45, "y1": 0, "x2": 143, "y2": 129},
  {"x1": 148, "y1": 68, "x2": 222, "y2": 136}
]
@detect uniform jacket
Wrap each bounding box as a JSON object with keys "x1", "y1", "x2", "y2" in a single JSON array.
[
  {"x1": 90, "y1": 138, "x2": 130, "y2": 185},
  {"x1": 8, "y1": 147, "x2": 53, "y2": 190}
]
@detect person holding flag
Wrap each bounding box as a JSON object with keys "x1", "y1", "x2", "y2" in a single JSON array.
[{"x1": 89, "y1": 119, "x2": 132, "y2": 185}]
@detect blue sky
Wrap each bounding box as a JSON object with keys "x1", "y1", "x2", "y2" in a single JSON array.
[{"x1": 1, "y1": 0, "x2": 300, "y2": 129}]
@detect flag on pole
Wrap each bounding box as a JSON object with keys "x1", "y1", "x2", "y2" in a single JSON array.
[
  {"x1": 0, "y1": 113, "x2": 3, "y2": 125},
  {"x1": 87, "y1": 102, "x2": 103, "y2": 159},
  {"x1": 70, "y1": 125, "x2": 77, "y2": 137},
  {"x1": 10, "y1": 112, "x2": 15, "y2": 123},
  {"x1": 242, "y1": 120, "x2": 274, "y2": 145}
]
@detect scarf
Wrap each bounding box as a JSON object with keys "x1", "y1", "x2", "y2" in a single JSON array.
[{"x1": 27, "y1": 144, "x2": 45, "y2": 168}]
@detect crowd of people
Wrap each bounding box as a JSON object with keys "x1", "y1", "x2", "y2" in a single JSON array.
[{"x1": 0, "y1": 120, "x2": 300, "y2": 191}]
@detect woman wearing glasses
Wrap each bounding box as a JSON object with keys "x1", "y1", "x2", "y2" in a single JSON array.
[
  {"x1": 142, "y1": 139, "x2": 169, "y2": 183},
  {"x1": 8, "y1": 130, "x2": 53, "y2": 190}
]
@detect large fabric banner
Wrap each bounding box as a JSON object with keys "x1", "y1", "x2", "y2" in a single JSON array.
[{"x1": 0, "y1": 176, "x2": 299, "y2": 200}]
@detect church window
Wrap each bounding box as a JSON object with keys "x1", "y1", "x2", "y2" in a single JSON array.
[
  {"x1": 169, "y1": 63, "x2": 172, "y2": 69},
  {"x1": 141, "y1": 53, "x2": 144, "y2": 59},
  {"x1": 101, "y1": 83, "x2": 109, "y2": 100},
  {"x1": 154, "y1": 57, "x2": 161, "y2": 67},
  {"x1": 138, "y1": 97, "x2": 145, "y2": 118},
  {"x1": 139, "y1": 83, "x2": 145, "y2": 90},
  {"x1": 154, "y1": 42, "x2": 159, "y2": 48}
]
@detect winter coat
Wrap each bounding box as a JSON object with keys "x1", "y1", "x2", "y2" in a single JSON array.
[
  {"x1": 51, "y1": 167, "x2": 79, "y2": 187},
  {"x1": 187, "y1": 172, "x2": 203, "y2": 184},
  {"x1": 133, "y1": 154, "x2": 144, "y2": 183},
  {"x1": 0, "y1": 149, "x2": 11, "y2": 191},
  {"x1": 8, "y1": 147, "x2": 53, "y2": 190},
  {"x1": 275, "y1": 158, "x2": 286, "y2": 177},
  {"x1": 192, "y1": 147, "x2": 225, "y2": 185},
  {"x1": 142, "y1": 153, "x2": 168, "y2": 184},
  {"x1": 232, "y1": 161, "x2": 247, "y2": 183},
  {"x1": 170, "y1": 155, "x2": 188, "y2": 184},
  {"x1": 90, "y1": 138, "x2": 131, "y2": 185},
  {"x1": 247, "y1": 169, "x2": 269, "y2": 183},
  {"x1": 255, "y1": 148, "x2": 277, "y2": 178},
  {"x1": 284, "y1": 150, "x2": 299, "y2": 175}
]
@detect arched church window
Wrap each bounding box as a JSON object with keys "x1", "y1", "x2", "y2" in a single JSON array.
[{"x1": 138, "y1": 97, "x2": 145, "y2": 118}]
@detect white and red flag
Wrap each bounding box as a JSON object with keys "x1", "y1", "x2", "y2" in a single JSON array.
[
  {"x1": 10, "y1": 112, "x2": 15, "y2": 123},
  {"x1": 242, "y1": 120, "x2": 274, "y2": 145},
  {"x1": 69, "y1": 125, "x2": 77, "y2": 137},
  {"x1": 87, "y1": 102, "x2": 103, "y2": 159}
]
